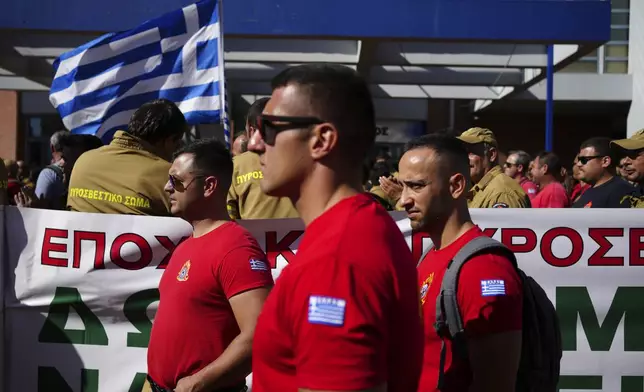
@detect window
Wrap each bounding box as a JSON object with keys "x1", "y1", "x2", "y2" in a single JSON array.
[
  {"x1": 610, "y1": 27, "x2": 629, "y2": 42},
  {"x1": 611, "y1": 12, "x2": 629, "y2": 25},
  {"x1": 605, "y1": 44, "x2": 628, "y2": 58},
  {"x1": 611, "y1": 0, "x2": 629, "y2": 9},
  {"x1": 605, "y1": 61, "x2": 628, "y2": 74},
  {"x1": 560, "y1": 59, "x2": 598, "y2": 74},
  {"x1": 23, "y1": 115, "x2": 65, "y2": 169}
]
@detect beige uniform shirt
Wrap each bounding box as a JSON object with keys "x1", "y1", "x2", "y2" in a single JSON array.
[
  {"x1": 469, "y1": 165, "x2": 531, "y2": 208},
  {"x1": 67, "y1": 131, "x2": 171, "y2": 216},
  {"x1": 227, "y1": 151, "x2": 299, "y2": 219}
]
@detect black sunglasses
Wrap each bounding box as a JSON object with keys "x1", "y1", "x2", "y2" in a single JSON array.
[
  {"x1": 168, "y1": 174, "x2": 205, "y2": 192},
  {"x1": 257, "y1": 114, "x2": 324, "y2": 145},
  {"x1": 577, "y1": 155, "x2": 604, "y2": 165}
]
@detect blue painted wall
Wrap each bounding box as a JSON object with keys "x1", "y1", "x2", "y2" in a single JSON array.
[{"x1": 1, "y1": 0, "x2": 610, "y2": 43}]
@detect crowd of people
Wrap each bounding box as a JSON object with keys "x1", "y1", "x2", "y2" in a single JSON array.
[
  {"x1": 359, "y1": 128, "x2": 644, "y2": 211},
  {"x1": 0, "y1": 62, "x2": 641, "y2": 392},
  {"x1": 2, "y1": 102, "x2": 644, "y2": 215}
]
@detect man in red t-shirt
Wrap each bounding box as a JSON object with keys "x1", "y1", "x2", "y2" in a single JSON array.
[
  {"x1": 530, "y1": 151, "x2": 570, "y2": 208},
  {"x1": 247, "y1": 64, "x2": 423, "y2": 392},
  {"x1": 398, "y1": 134, "x2": 523, "y2": 392},
  {"x1": 146, "y1": 139, "x2": 273, "y2": 392}
]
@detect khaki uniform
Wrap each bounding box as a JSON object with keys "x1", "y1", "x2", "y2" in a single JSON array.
[
  {"x1": 368, "y1": 185, "x2": 394, "y2": 210},
  {"x1": 612, "y1": 129, "x2": 644, "y2": 208},
  {"x1": 67, "y1": 131, "x2": 171, "y2": 216},
  {"x1": 227, "y1": 151, "x2": 298, "y2": 219},
  {"x1": 468, "y1": 166, "x2": 531, "y2": 208}
]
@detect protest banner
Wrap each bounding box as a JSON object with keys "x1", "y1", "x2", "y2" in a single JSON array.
[{"x1": 2, "y1": 206, "x2": 644, "y2": 391}]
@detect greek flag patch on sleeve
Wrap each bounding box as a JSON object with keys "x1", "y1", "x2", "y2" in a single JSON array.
[
  {"x1": 481, "y1": 279, "x2": 506, "y2": 296},
  {"x1": 308, "y1": 295, "x2": 346, "y2": 327},
  {"x1": 249, "y1": 259, "x2": 269, "y2": 271}
]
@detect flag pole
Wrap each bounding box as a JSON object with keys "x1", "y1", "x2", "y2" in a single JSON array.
[{"x1": 216, "y1": 0, "x2": 230, "y2": 148}]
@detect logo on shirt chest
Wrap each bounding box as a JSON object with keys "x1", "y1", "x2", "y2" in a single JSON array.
[
  {"x1": 177, "y1": 260, "x2": 191, "y2": 282},
  {"x1": 420, "y1": 272, "x2": 434, "y2": 305}
]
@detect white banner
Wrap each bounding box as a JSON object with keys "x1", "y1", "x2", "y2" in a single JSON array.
[{"x1": 3, "y1": 206, "x2": 644, "y2": 392}]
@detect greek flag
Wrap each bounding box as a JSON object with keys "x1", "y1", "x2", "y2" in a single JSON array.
[{"x1": 49, "y1": 0, "x2": 228, "y2": 144}]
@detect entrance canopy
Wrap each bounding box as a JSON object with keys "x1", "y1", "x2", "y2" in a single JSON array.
[{"x1": 0, "y1": 0, "x2": 611, "y2": 121}]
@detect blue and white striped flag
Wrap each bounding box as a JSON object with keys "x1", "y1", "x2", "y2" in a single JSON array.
[{"x1": 49, "y1": 0, "x2": 227, "y2": 143}]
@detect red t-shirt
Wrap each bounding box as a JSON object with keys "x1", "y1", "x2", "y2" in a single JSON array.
[
  {"x1": 147, "y1": 222, "x2": 273, "y2": 389},
  {"x1": 571, "y1": 183, "x2": 590, "y2": 202},
  {"x1": 519, "y1": 177, "x2": 538, "y2": 199},
  {"x1": 532, "y1": 182, "x2": 570, "y2": 208},
  {"x1": 252, "y1": 193, "x2": 423, "y2": 392},
  {"x1": 417, "y1": 226, "x2": 522, "y2": 392}
]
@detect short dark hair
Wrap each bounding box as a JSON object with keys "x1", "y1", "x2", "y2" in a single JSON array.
[
  {"x1": 369, "y1": 161, "x2": 392, "y2": 186},
  {"x1": 128, "y1": 99, "x2": 187, "y2": 144},
  {"x1": 580, "y1": 137, "x2": 613, "y2": 159},
  {"x1": 404, "y1": 134, "x2": 470, "y2": 180},
  {"x1": 172, "y1": 138, "x2": 233, "y2": 194},
  {"x1": 535, "y1": 151, "x2": 562, "y2": 176},
  {"x1": 246, "y1": 97, "x2": 270, "y2": 129},
  {"x1": 271, "y1": 64, "x2": 375, "y2": 163},
  {"x1": 59, "y1": 134, "x2": 102, "y2": 153}
]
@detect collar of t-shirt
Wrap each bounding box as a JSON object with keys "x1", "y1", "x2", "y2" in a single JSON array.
[
  {"x1": 298, "y1": 193, "x2": 372, "y2": 256},
  {"x1": 426, "y1": 225, "x2": 482, "y2": 262}
]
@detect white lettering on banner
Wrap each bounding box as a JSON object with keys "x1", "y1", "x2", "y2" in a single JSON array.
[{"x1": 2, "y1": 207, "x2": 644, "y2": 391}]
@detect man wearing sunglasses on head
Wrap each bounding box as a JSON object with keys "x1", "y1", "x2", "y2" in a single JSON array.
[
  {"x1": 145, "y1": 138, "x2": 273, "y2": 392},
  {"x1": 247, "y1": 64, "x2": 423, "y2": 392},
  {"x1": 227, "y1": 97, "x2": 299, "y2": 220},
  {"x1": 573, "y1": 137, "x2": 639, "y2": 208}
]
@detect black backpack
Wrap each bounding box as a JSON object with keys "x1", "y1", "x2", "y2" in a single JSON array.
[{"x1": 430, "y1": 235, "x2": 562, "y2": 392}]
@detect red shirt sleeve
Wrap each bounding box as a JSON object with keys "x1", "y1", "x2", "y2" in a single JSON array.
[
  {"x1": 215, "y1": 245, "x2": 274, "y2": 299},
  {"x1": 288, "y1": 261, "x2": 389, "y2": 390},
  {"x1": 457, "y1": 254, "x2": 523, "y2": 338}
]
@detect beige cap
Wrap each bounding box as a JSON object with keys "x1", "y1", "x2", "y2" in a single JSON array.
[
  {"x1": 611, "y1": 129, "x2": 644, "y2": 151},
  {"x1": 457, "y1": 127, "x2": 497, "y2": 147}
]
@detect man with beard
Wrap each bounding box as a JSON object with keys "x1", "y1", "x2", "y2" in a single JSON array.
[
  {"x1": 611, "y1": 130, "x2": 644, "y2": 207},
  {"x1": 398, "y1": 134, "x2": 523, "y2": 392},
  {"x1": 457, "y1": 128, "x2": 530, "y2": 208}
]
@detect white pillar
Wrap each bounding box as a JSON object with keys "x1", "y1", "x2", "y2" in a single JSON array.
[{"x1": 627, "y1": 0, "x2": 644, "y2": 136}]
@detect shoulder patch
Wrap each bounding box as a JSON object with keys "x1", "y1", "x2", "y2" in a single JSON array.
[
  {"x1": 249, "y1": 259, "x2": 269, "y2": 271},
  {"x1": 308, "y1": 295, "x2": 346, "y2": 327},
  {"x1": 481, "y1": 279, "x2": 506, "y2": 296},
  {"x1": 492, "y1": 202, "x2": 509, "y2": 208}
]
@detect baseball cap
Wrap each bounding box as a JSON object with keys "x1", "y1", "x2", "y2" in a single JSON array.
[
  {"x1": 611, "y1": 129, "x2": 644, "y2": 151},
  {"x1": 457, "y1": 127, "x2": 498, "y2": 147}
]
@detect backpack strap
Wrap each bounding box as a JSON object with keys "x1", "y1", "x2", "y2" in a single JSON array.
[
  {"x1": 434, "y1": 235, "x2": 517, "y2": 389},
  {"x1": 417, "y1": 242, "x2": 433, "y2": 267},
  {"x1": 46, "y1": 164, "x2": 64, "y2": 183}
]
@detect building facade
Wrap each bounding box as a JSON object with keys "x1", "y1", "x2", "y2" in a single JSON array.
[{"x1": 0, "y1": 0, "x2": 610, "y2": 166}]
